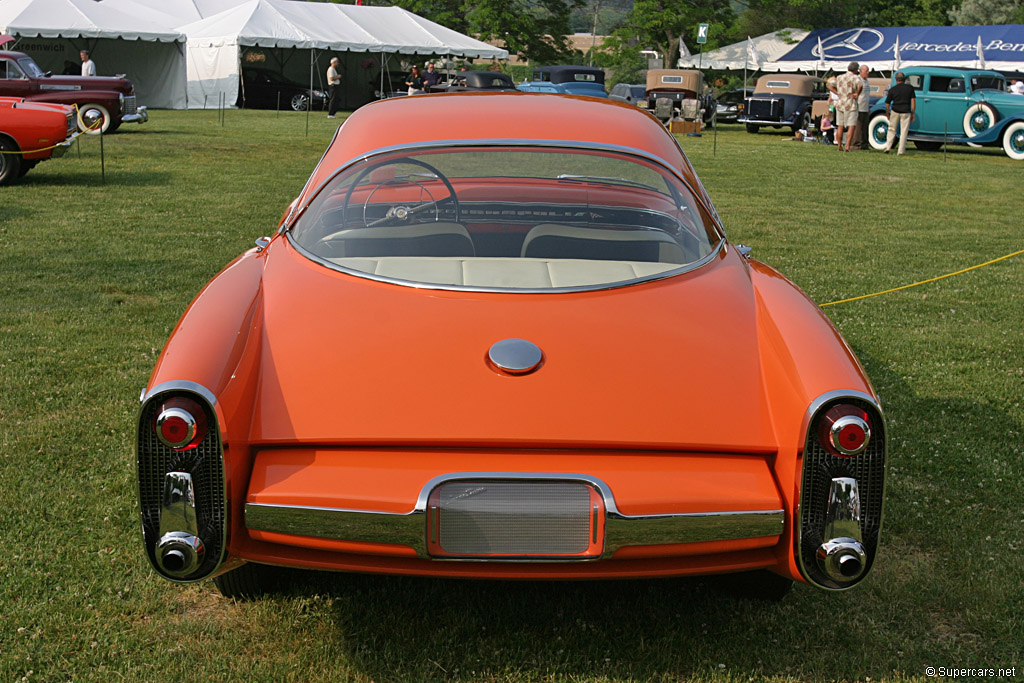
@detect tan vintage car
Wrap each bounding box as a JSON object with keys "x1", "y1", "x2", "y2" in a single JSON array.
[
  {"x1": 740, "y1": 74, "x2": 828, "y2": 134},
  {"x1": 645, "y1": 69, "x2": 713, "y2": 125}
]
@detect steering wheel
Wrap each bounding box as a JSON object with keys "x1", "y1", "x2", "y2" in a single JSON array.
[{"x1": 341, "y1": 157, "x2": 460, "y2": 229}]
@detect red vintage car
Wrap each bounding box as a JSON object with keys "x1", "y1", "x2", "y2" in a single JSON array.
[
  {"x1": 0, "y1": 96, "x2": 76, "y2": 185},
  {"x1": 0, "y1": 48, "x2": 147, "y2": 134},
  {"x1": 137, "y1": 93, "x2": 886, "y2": 600}
]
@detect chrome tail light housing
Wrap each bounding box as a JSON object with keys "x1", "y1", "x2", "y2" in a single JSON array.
[
  {"x1": 797, "y1": 392, "x2": 886, "y2": 590},
  {"x1": 137, "y1": 384, "x2": 226, "y2": 582}
]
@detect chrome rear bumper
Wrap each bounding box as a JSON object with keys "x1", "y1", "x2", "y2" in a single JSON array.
[{"x1": 245, "y1": 472, "x2": 785, "y2": 560}]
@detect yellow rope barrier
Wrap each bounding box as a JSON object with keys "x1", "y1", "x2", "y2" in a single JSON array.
[
  {"x1": 820, "y1": 249, "x2": 1024, "y2": 307},
  {"x1": 0, "y1": 103, "x2": 96, "y2": 155}
]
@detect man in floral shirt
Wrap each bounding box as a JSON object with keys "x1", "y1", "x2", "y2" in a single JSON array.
[{"x1": 833, "y1": 61, "x2": 863, "y2": 152}]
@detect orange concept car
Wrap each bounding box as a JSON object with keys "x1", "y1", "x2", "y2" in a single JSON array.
[{"x1": 137, "y1": 93, "x2": 886, "y2": 599}]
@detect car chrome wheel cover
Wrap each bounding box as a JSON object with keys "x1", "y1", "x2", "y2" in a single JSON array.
[{"x1": 1003, "y1": 122, "x2": 1024, "y2": 160}]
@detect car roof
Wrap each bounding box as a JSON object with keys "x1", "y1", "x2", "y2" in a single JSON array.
[
  {"x1": 898, "y1": 66, "x2": 1004, "y2": 78},
  {"x1": 299, "y1": 92, "x2": 697, "y2": 209}
]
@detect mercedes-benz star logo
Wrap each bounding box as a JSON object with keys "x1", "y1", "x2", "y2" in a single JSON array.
[{"x1": 816, "y1": 28, "x2": 885, "y2": 60}]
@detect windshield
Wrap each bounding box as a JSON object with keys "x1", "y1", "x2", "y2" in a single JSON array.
[
  {"x1": 17, "y1": 57, "x2": 45, "y2": 79},
  {"x1": 972, "y1": 76, "x2": 1005, "y2": 92},
  {"x1": 290, "y1": 145, "x2": 721, "y2": 290}
]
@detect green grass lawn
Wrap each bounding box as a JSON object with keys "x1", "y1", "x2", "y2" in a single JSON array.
[{"x1": 1, "y1": 110, "x2": 1021, "y2": 682}]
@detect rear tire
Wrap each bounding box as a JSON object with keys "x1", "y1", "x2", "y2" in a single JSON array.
[
  {"x1": 745, "y1": 123, "x2": 759, "y2": 134},
  {"x1": 0, "y1": 138, "x2": 22, "y2": 185},
  {"x1": 1001, "y1": 120, "x2": 1024, "y2": 160},
  {"x1": 212, "y1": 562, "x2": 280, "y2": 599},
  {"x1": 290, "y1": 93, "x2": 310, "y2": 111}
]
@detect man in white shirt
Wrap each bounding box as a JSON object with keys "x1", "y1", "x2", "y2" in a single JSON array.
[
  {"x1": 80, "y1": 50, "x2": 96, "y2": 77},
  {"x1": 326, "y1": 57, "x2": 341, "y2": 118}
]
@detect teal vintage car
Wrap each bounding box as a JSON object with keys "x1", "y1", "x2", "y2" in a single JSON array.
[{"x1": 866, "y1": 67, "x2": 1024, "y2": 160}]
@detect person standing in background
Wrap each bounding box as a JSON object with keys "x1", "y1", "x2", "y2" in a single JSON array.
[
  {"x1": 80, "y1": 50, "x2": 96, "y2": 77},
  {"x1": 883, "y1": 71, "x2": 916, "y2": 155},
  {"x1": 326, "y1": 57, "x2": 342, "y2": 118},
  {"x1": 834, "y1": 61, "x2": 863, "y2": 152},
  {"x1": 422, "y1": 62, "x2": 440, "y2": 92},
  {"x1": 853, "y1": 64, "x2": 871, "y2": 150}
]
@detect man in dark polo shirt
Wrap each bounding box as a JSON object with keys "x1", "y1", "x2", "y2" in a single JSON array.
[{"x1": 883, "y1": 72, "x2": 916, "y2": 155}]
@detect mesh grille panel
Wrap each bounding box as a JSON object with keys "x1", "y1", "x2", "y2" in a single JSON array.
[
  {"x1": 123, "y1": 96, "x2": 137, "y2": 115},
  {"x1": 799, "y1": 397, "x2": 886, "y2": 588},
  {"x1": 748, "y1": 98, "x2": 782, "y2": 120},
  {"x1": 437, "y1": 482, "x2": 593, "y2": 555},
  {"x1": 137, "y1": 393, "x2": 225, "y2": 580}
]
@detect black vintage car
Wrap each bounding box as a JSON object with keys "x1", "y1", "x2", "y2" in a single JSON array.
[
  {"x1": 715, "y1": 88, "x2": 753, "y2": 123},
  {"x1": 431, "y1": 71, "x2": 517, "y2": 93},
  {"x1": 238, "y1": 68, "x2": 327, "y2": 111},
  {"x1": 739, "y1": 74, "x2": 828, "y2": 134},
  {"x1": 516, "y1": 65, "x2": 607, "y2": 97},
  {"x1": 609, "y1": 83, "x2": 647, "y2": 107}
]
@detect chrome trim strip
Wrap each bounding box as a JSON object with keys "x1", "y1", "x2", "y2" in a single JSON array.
[
  {"x1": 246, "y1": 503, "x2": 426, "y2": 551},
  {"x1": 798, "y1": 389, "x2": 881, "y2": 442},
  {"x1": 245, "y1": 471, "x2": 785, "y2": 560},
  {"x1": 823, "y1": 477, "x2": 863, "y2": 543},
  {"x1": 141, "y1": 380, "x2": 218, "y2": 408},
  {"x1": 603, "y1": 509, "x2": 784, "y2": 558},
  {"x1": 287, "y1": 236, "x2": 723, "y2": 295}
]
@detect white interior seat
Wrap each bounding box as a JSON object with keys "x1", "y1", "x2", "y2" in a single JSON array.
[
  {"x1": 326, "y1": 257, "x2": 679, "y2": 288},
  {"x1": 520, "y1": 224, "x2": 685, "y2": 264},
  {"x1": 319, "y1": 222, "x2": 474, "y2": 258}
]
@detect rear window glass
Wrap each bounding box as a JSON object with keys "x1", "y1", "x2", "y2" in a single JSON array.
[{"x1": 290, "y1": 145, "x2": 721, "y2": 291}]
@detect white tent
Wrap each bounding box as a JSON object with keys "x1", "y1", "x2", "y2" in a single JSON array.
[
  {"x1": 0, "y1": 0, "x2": 187, "y2": 109},
  {"x1": 180, "y1": 0, "x2": 509, "y2": 110},
  {"x1": 102, "y1": 0, "x2": 252, "y2": 26},
  {"x1": 678, "y1": 29, "x2": 809, "y2": 71}
]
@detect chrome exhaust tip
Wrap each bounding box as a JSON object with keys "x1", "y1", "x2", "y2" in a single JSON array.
[
  {"x1": 155, "y1": 471, "x2": 205, "y2": 578},
  {"x1": 816, "y1": 537, "x2": 867, "y2": 582},
  {"x1": 157, "y1": 531, "x2": 205, "y2": 576}
]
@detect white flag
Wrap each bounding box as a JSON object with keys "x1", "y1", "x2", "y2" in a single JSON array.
[
  {"x1": 976, "y1": 36, "x2": 986, "y2": 68},
  {"x1": 747, "y1": 36, "x2": 761, "y2": 69}
]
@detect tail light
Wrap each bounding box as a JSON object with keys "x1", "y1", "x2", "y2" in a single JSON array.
[
  {"x1": 818, "y1": 404, "x2": 871, "y2": 457},
  {"x1": 154, "y1": 397, "x2": 208, "y2": 450}
]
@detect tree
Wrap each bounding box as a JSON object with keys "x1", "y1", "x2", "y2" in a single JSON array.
[
  {"x1": 386, "y1": 0, "x2": 581, "y2": 64},
  {"x1": 468, "y1": 0, "x2": 582, "y2": 64},
  {"x1": 949, "y1": 0, "x2": 1022, "y2": 24},
  {"x1": 610, "y1": 0, "x2": 734, "y2": 71},
  {"x1": 597, "y1": 32, "x2": 649, "y2": 86}
]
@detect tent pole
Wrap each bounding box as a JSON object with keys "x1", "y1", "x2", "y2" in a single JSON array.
[{"x1": 307, "y1": 48, "x2": 313, "y2": 136}]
